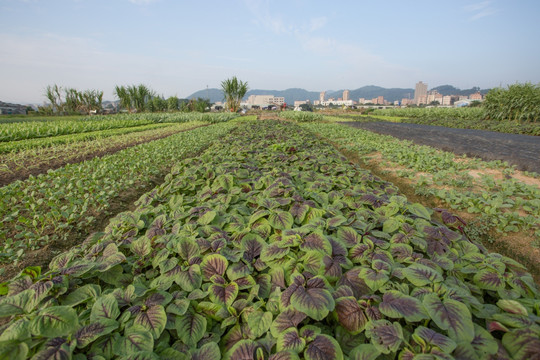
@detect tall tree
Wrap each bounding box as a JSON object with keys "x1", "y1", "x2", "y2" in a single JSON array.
[
  {"x1": 45, "y1": 84, "x2": 64, "y2": 113},
  {"x1": 114, "y1": 85, "x2": 132, "y2": 113},
  {"x1": 221, "y1": 76, "x2": 248, "y2": 112}
]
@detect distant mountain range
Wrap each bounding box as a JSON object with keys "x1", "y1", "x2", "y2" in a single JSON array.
[{"x1": 188, "y1": 85, "x2": 490, "y2": 104}]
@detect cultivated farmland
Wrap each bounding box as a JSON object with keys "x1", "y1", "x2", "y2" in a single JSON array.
[{"x1": 0, "y1": 115, "x2": 539, "y2": 359}]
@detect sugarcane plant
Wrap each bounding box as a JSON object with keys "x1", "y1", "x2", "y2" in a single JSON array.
[{"x1": 221, "y1": 76, "x2": 248, "y2": 112}]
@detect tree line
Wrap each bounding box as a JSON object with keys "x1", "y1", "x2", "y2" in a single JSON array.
[{"x1": 39, "y1": 77, "x2": 249, "y2": 116}]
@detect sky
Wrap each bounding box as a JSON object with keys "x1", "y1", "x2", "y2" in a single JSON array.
[{"x1": 1, "y1": 0, "x2": 540, "y2": 104}]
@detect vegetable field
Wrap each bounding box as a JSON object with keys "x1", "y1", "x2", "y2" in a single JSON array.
[{"x1": 1, "y1": 119, "x2": 539, "y2": 359}]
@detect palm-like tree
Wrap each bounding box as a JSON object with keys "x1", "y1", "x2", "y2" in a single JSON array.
[
  {"x1": 114, "y1": 85, "x2": 132, "y2": 113},
  {"x1": 221, "y1": 76, "x2": 248, "y2": 112},
  {"x1": 114, "y1": 84, "x2": 154, "y2": 113}
]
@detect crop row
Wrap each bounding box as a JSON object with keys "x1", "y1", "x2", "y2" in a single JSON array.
[
  {"x1": 0, "y1": 120, "x2": 538, "y2": 359},
  {"x1": 0, "y1": 121, "x2": 209, "y2": 186},
  {"x1": 0, "y1": 122, "x2": 238, "y2": 265},
  {"x1": 301, "y1": 123, "x2": 540, "y2": 244},
  {"x1": 0, "y1": 123, "x2": 176, "y2": 154},
  {"x1": 279, "y1": 111, "x2": 324, "y2": 122},
  {"x1": 0, "y1": 113, "x2": 239, "y2": 143},
  {"x1": 372, "y1": 107, "x2": 486, "y2": 121}
]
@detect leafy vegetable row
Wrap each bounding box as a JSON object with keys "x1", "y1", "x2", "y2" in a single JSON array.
[
  {"x1": 372, "y1": 107, "x2": 485, "y2": 121},
  {"x1": 302, "y1": 122, "x2": 540, "y2": 244},
  {"x1": 0, "y1": 113, "x2": 239, "y2": 143},
  {"x1": 1, "y1": 120, "x2": 538, "y2": 359},
  {"x1": 279, "y1": 111, "x2": 324, "y2": 122},
  {"x1": 0, "y1": 122, "x2": 209, "y2": 187},
  {"x1": 0, "y1": 122, "x2": 237, "y2": 265},
  {"x1": 0, "y1": 123, "x2": 175, "y2": 154}
]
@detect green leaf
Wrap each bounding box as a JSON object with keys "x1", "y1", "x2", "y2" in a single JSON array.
[
  {"x1": 349, "y1": 344, "x2": 381, "y2": 360},
  {"x1": 198, "y1": 210, "x2": 217, "y2": 225},
  {"x1": 75, "y1": 319, "x2": 118, "y2": 348},
  {"x1": 502, "y1": 328, "x2": 540, "y2": 360},
  {"x1": 209, "y1": 282, "x2": 239, "y2": 307},
  {"x1": 496, "y1": 299, "x2": 528, "y2": 316},
  {"x1": 177, "y1": 237, "x2": 200, "y2": 261},
  {"x1": 29, "y1": 306, "x2": 79, "y2": 338},
  {"x1": 0, "y1": 340, "x2": 28, "y2": 360},
  {"x1": 0, "y1": 318, "x2": 30, "y2": 341},
  {"x1": 269, "y1": 351, "x2": 301, "y2": 360},
  {"x1": 134, "y1": 305, "x2": 167, "y2": 339},
  {"x1": 407, "y1": 203, "x2": 432, "y2": 220},
  {"x1": 224, "y1": 339, "x2": 259, "y2": 360},
  {"x1": 383, "y1": 218, "x2": 400, "y2": 234},
  {"x1": 261, "y1": 243, "x2": 290, "y2": 262},
  {"x1": 191, "y1": 341, "x2": 221, "y2": 360},
  {"x1": 200, "y1": 254, "x2": 228, "y2": 281},
  {"x1": 423, "y1": 293, "x2": 474, "y2": 343},
  {"x1": 327, "y1": 215, "x2": 347, "y2": 228},
  {"x1": 246, "y1": 310, "x2": 273, "y2": 338},
  {"x1": 0, "y1": 289, "x2": 37, "y2": 317},
  {"x1": 114, "y1": 325, "x2": 154, "y2": 355},
  {"x1": 269, "y1": 210, "x2": 294, "y2": 230},
  {"x1": 336, "y1": 226, "x2": 360, "y2": 247},
  {"x1": 270, "y1": 308, "x2": 307, "y2": 338},
  {"x1": 334, "y1": 296, "x2": 368, "y2": 334},
  {"x1": 277, "y1": 327, "x2": 306, "y2": 353},
  {"x1": 470, "y1": 323, "x2": 498, "y2": 357},
  {"x1": 365, "y1": 320, "x2": 403, "y2": 355},
  {"x1": 91, "y1": 294, "x2": 121, "y2": 322},
  {"x1": 403, "y1": 263, "x2": 443, "y2": 287},
  {"x1": 175, "y1": 311, "x2": 206, "y2": 347},
  {"x1": 304, "y1": 334, "x2": 343, "y2": 360},
  {"x1": 379, "y1": 290, "x2": 429, "y2": 322},
  {"x1": 131, "y1": 236, "x2": 152, "y2": 257},
  {"x1": 473, "y1": 269, "x2": 506, "y2": 291},
  {"x1": 177, "y1": 265, "x2": 203, "y2": 292},
  {"x1": 358, "y1": 267, "x2": 389, "y2": 292},
  {"x1": 61, "y1": 284, "x2": 101, "y2": 306},
  {"x1": 290, "y1": 277, "x2": 335, "y2": 321},
  {"x1": 411, "y1": 326, "x2": 456, "y2": 354}
]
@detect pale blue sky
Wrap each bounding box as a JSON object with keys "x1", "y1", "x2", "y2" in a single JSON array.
[{"x1": 1, "y1": 0, "x2": 539, "y2": 103}]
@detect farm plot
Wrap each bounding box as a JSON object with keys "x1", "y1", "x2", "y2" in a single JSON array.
[
  {"x1": 301, "y1": 122, "x2": 540, "y2": 277},
  {"x1": 1, "y1": 120, "x2": 538, "y2": 359},
  {"x1": 0, "y1": 121, "x2": 237, "y2": 269},
  {"x1": 0, "y1": 121, "x2": 208, "y2": 186}
]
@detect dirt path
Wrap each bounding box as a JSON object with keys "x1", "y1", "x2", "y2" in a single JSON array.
[{"x1": 342, "y1": 122, "x2": 540, "y2": 173}]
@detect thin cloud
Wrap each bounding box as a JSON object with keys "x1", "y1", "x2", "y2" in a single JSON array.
[
  {"x1": 244, "y1": 0, "x2": 326, "y2": 35},
  {"x1": 128, "y1": 0, "x2": 159, "y2": 4},
  {"x1": 309, "y1": 17, "x2": 327, "y2": 32},
  {"x1": 464, "y1": 1, "x2": 498, "y2": 21}
]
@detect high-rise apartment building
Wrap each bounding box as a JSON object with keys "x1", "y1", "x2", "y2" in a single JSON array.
[
  {"x1": 343, "y1": 90, "x2": 350, "y2": 101},
  {"x1": 414, "y1": 81, "x2": 428, "y2": 105},
  {"x1": 320, "y1": 91, "x2": 326, "y2": 103}
]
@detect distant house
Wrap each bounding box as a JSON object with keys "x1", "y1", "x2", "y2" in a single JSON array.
[{"x1": 0, "y1": 101, "x2": 27, "y2": 115}]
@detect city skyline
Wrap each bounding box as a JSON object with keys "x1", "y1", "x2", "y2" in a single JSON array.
[{"x1": 1, "y1": 0, "x2": 540, "y2": 104}]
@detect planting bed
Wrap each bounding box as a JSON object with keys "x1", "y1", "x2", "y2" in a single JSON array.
[
  {"x1": 1, "y1": 120, "x2": 538, "y2": 359},
  {"x1": 0, "y1": 122, "x2": 208, "y2": 187},
  {"x1": 0, "y1": 122, "x2": 236, "y2": 269},
  {"x1": 342, "y1": 121, "x2": 540, "y2": 173}
]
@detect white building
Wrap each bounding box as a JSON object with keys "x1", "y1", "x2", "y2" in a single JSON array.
[
  {"x1": 294, "y1": 100, "x2": 310, "y2": 107},
  {"x1": 246, "y1": 95, "x2": 285, "y2": 107},
  {"x1": 321, "y1": 99, "x2": 355, "y2": 107}
]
